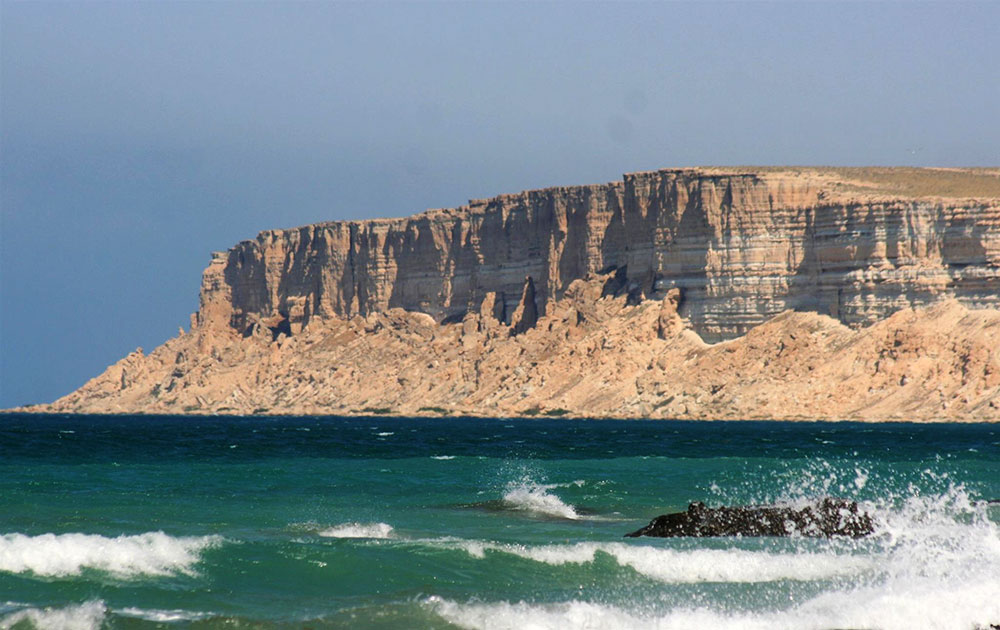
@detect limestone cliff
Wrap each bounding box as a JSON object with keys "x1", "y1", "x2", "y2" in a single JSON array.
[
  {"x1": 20, "y1": 167, "x2": 1000, "y2": 421},
  {"x1": 197, "y1": 167, "x2": 1000, "y2": 343},
  {"x1": 32, "y1": 271, "x2": 1000, "y2": 421}
]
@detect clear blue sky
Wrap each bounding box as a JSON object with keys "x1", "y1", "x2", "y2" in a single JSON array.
[{"x1": 2, "y1": 1, "x2": 998, "y2": 408}]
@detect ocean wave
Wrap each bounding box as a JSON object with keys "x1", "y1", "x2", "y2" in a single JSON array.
[
  {"x1": 116, "y1": 607, "x2": 212, "y2": 622},
  {"x1": 0, "y1": 601, "x2": 106, "y2": 630},
  {"x1": 425, "y1": 582, "x2": 1000, "y2": 630},
  {"x1": 500, "y1": 479, "x2": 580, "y2": 520},
  {"x1": 0, "y1": 532, "x2": 222, "y2": 578},
  {"x1": 440, "y1": 539, "x2": 870, "y2": 583},
  {"x1": 431, "y1": 480, "x2": 1000, "y2": 594},
  {"x1": 318, "y1": 522, "x2": 395, "y2": 539}
]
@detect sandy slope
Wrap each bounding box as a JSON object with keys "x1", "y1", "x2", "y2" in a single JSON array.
[{"x1": 28, "y1": 272, "x2": 1000, "y2": 422}]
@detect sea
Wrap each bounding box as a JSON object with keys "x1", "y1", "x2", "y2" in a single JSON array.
[{"x1": 0, "y1": 414, "x2": 998, "y2": 630}]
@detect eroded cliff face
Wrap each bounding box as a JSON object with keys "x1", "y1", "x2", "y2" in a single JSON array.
[
  {"x1": 196, "y1": 168, "x2": 1000, "y2": 342},
  {"x1": 34, "y1": 271, "x2": 1000, "y2": 421},
  {"x1": 19, "y1": 167, "x2": 1000, "y2": 421}
]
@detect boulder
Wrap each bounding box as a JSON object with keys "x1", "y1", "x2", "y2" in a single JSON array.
[{"x1": 625, "y1": 498, "x2": 875, "y2": 538}]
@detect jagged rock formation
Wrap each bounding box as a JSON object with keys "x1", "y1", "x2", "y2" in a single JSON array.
[
  {"x1": 624, "y1": 499, "x2": 875, "y2": 538},
  {"x1": 17, "y1": 167, "x2": 1000, "y2": 421},
  {"x1": 197, "y1": 167, "x2": 1000, "y2": 343},
  {"x1": 27, "y1": 269, "x2": 1000, "y2": 421}
]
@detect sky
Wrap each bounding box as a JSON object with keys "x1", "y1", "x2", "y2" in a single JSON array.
[{"x1": 2, "y1": 1, "x2": 999, "y2": 408}]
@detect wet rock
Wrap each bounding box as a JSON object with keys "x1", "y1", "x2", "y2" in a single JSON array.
[{"x1": 625, "y1": 498, "x2": 875, "y2": 538}]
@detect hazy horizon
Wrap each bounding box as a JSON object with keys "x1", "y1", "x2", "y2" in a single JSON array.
[{"x1": 3, "y1": 1, "x2": 999, "y2": 408}]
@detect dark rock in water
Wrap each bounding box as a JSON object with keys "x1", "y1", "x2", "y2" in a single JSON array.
[{"x1": 625, "y1": 498, "x2": 875, "y2": 538}]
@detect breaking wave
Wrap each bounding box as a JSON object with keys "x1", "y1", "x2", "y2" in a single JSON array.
[
  {"x1": 426, "y1": 587, "x2": 1000, "y2": 630},
  {"x1": 455, "y1": 540, "x2": 870, "y2": 583},
  {"x1": 318, "y1": 522, "x2": 395, "y2": 539},
  {"x1": 500, "y1": 479, "x2": 580, "y2": 520},
  {"x1": 116, "y1": 607, "x2": 212, "y2": 623},
  {"x1": 426, "y1": 481, "x2": 1000, "y2": 630},
  {"x1": 0, "y1": 531, "x2": 222, "y2": 578},
  {"x1": 0, "y1": 601, "x2": 106, "y2": 630}
]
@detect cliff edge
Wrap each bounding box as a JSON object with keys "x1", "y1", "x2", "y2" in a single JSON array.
[{"x1": 23, "y1": 167, "x2": 1000, "y2": 421}]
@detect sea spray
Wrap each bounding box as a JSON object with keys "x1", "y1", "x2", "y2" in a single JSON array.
[
  {"x1": 318, "y1": 522, "x2": 396, "y2": 539},
  {"x1": 426, "y1": 464, "x2": 1000, "y2": 630},
  {"x1": 433, "y1": 539, "x2": 872, "y2": 583},
  {"x1": 500, "y1": 479, "x2": 581, "y2": 520},
  {"x1": 0, "y1": 532, "x2": 222, "y2": 578},
  {"x1": 0, "y1": 601, "x2": 106, "y2": 630},
  {"x1": 115, "y1": 607, "x2": 213, "y2": 623},
  {"x1": 426, "y1": 590, "x2": 1000, "y2": 630},
  {"x1": 1, "y1": 416, "x2": 996, "y2": 630}
]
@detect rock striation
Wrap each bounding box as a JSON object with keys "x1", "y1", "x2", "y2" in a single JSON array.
[
  {"x1": 197, "y1": 167, "x2": 1000, "y2": 342},
  {"x1": 17, "y1": 167, "x2": 1000, "y2": 421}
]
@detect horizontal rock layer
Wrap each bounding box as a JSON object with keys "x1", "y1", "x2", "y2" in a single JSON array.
[
  {"x1": 197, "y1": 167, "x2": 1000, "y2": 342},
  {"x1": 17, "y1": 166, "x2": 1000, "y2": 421}
]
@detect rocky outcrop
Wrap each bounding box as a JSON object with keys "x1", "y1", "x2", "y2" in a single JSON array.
[
  {"x1": 27, "y1": 268, "x2": 1000, "y2": 421},
  {"x1": 195, "y1": 167, "x2": 1000, "y2": 342},
  {"x1": 624, "y1": 499, "x2": 875, "y2": 538},
  {"x1": 509, "y1": 276, "x2": 538, "y2": 336},
  {"x1": 16, "y1": 167, "x2": 1000, "y2": 421}
]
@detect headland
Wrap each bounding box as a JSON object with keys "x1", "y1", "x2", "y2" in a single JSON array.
[{"x1": 18, "y1": 167, "x2": 1000, "y2": 420}]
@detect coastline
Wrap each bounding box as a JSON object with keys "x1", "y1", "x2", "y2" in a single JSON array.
[
  {"x1": 17, "y1": 281, "x2": 1000, "y2": 422},
  {"x1": 4, "y1": 411, "x2": 998, "y2": 424},
  {"x1": 15, "y1": 167, "x2": 1000, "y2": 421}
]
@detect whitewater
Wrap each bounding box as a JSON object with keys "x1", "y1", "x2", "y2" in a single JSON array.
[{"x1": 0, "y1": 415, "x2": 997, "y2": 629}]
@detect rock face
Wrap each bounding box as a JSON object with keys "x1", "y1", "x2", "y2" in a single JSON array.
[
  {"x1": 17, "y1": 167, "x2": 1000, "y2": 421},
  {"x1": 624, "y1": 499, "x2": 875, "y2": 538},
  {"x1": 197, "y1": 167, "x2": 1000, "y2": 342}
]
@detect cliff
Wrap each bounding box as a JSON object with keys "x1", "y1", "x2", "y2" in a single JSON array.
[
  {"x1": 22, "y1": 167, "x2": 1000, "y2": 421},
  {"x1": 197, "y1": 167, "x2": 1000, "y2": 342}
]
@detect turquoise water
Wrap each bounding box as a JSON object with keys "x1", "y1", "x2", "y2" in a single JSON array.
[{"x1": 1, "y1": 414, "x2": 998, "y2": 629}]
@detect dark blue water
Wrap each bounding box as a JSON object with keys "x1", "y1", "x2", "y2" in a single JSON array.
[{"x1": 2, "y1": 414, "x2": 998, "y2": 629}]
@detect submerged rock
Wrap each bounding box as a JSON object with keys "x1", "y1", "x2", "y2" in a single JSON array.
[{"x1": 625, "y1": 498, "x2": 875, "y2": 539}]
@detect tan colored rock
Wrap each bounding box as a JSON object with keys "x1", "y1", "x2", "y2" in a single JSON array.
[
  {"x1": 192, "y1": 167, "x2": 1000, "y2": 344},
  {"x1": 13, "y1": 167, "x2": 1000, "y2": 422},
  {"x1": 657, "y1": 288, "x2": 685, "y2": 339},
  {"x1": 509, "y1": 276, "x2": 539, "y2": 336},
  {"x1": 22, "y1": 272, "x2": 1000, "y2": 422}
]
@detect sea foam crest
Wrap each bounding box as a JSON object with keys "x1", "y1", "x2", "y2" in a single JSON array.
[
  {"x1": 446, "y1": 540, "x2": 870, "y2": 583},
  {"x1": 0, "y1": 532, "x2": 221, "y2": 578},
  {"x1": 426, "y1": 585, "x2": 1000, "y2": 630},
  {"x1": 426, "y1": 598, "x2": 752, "y2": 630},
  {"x1": 117, "y1": 607, "x2": 212, "y2": 623},
  {"x1": 430, "y1": 482, "x2": 1000, "y2": 630},
  {"x1": 501, "y1": 479, "x2": 579, "y2": 520},
  {"x1": 318, "y1": 522, "x2": 395, "y2": 539},
  {"x1": 0, "y1": 601, "x2": 106, "y2": 630}
]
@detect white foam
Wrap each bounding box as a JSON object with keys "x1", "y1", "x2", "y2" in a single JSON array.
[
  {"x1": 318, "y1": 522, "x2": 395, "y2": 539},
  {"x1": 0, "y1": 601, "x2": 106, "y2": 630},
  {"x1": 431, "y1": 455, "x2": 456, "y2": 460},
  {"x1": 444, "y1": 540, "x2": 870, "y2": 583},
  {"x1": 853, "y1": 467, "x2": 869, "y2": 491},
  {"x1": 501, "y1": 480, "x2": 579, "y2": 520},
  {"x1": 0, "y1": 532, "x2": 222, "y2": 578},
  {"x1": 427, "y1": 585, "x2": 1000, "y2": 630},
  {"x1": 429, "y1": 482, "x2": 1000, "y2": 630},
  {"x1": 117, "y1": 607, "x2": 211, "y2": 622}
]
